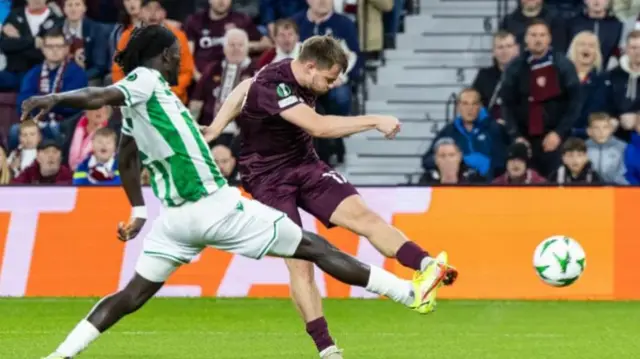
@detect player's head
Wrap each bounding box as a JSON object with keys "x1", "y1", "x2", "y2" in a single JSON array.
[
  {"x1": 114, "y1": 24, "x2": 180, "y2": 86},
  {"x1": 296, "y1": 36, "x2": 348, "y2": 95}
]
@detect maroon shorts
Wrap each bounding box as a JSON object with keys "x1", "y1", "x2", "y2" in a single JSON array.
[{"x1": 243, "y1": 161, "x2": 358, "y2": 227}]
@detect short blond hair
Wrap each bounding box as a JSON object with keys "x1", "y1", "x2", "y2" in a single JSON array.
[
  {"x1": 567, "y1": 31, "x2": 603, "y2": 72},
  {"x1": 298, "y1": 36, "x2": 349, "y2": 73}
]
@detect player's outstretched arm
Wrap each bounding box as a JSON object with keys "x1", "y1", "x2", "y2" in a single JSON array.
[
  {"x1": 203, "y1": 78, "x2": 252, "y2": 142},
  {"x1": 117, "y1": 134, "x2": 146, "y2": 242},
  {"x1": 280, "y1": 104, "x2": 401, "y2": 139},
  {"x1": 20, "y1": 87, "x2": 125, "y2": 122}
]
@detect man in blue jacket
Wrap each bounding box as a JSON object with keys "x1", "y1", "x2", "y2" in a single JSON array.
[
  {"x1": 567, "y1": 0, "x2": 622, "y2": 67},
  {"x1": 8, "y1": 27, "x2": 88, "y2": 151},
  {"x1": 260, "y1": 0, "x2": 307, "y2": 37},
  {"x1": 292, "y1": 0, "x2": 361, "y2": 116},
  {"x1": 422, "y1": 88, "x2": 508, "y2": 179}
]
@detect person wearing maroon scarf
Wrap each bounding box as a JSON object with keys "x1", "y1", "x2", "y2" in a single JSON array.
[
  {"x1": 11, "y1": 139, "x2": 73, "y2": 184},
  {"x1": 189, "y1": 28, "x2": 255, "y2": 146},
  {"x1": 501, "y1": 19, "x2": 581, "y2": 176}
]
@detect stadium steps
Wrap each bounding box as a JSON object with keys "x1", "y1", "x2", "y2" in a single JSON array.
[{"x1": 343, "y1": 0, "x2": 518, "y2": 185}]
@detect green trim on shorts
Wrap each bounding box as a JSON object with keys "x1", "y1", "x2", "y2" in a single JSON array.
[
  {"x1": 256, "y1": 214, "x2": 286, "y2": 259},
  {"x1": 143, "y1": 250, "x2": 189, "y2": 264}
]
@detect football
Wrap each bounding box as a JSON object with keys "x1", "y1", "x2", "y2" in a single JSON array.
[{"x1": 533, "y1": 235, "x2": 586, "y2": 287}]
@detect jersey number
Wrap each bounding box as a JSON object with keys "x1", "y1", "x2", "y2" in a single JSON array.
[{"x1": 322, "y1": 171, "x2": 348, "y2": 184}]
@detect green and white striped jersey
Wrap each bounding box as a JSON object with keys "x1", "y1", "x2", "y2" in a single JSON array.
[{"x1": 112, "y1": 67, "x2": 227, "y2": 207}]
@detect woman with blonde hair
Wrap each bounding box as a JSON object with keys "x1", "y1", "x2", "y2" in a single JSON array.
[
  {"x1": 0, "y1": 143, "x2": 11, "y2": 185},
  {"x1": 567, "y1": 31, "x2": 611, "y2": 138}
]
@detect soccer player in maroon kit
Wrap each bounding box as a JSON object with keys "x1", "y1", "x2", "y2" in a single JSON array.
[{"x1": 205, "y1": 36, "x2": 458, "y2": 359}]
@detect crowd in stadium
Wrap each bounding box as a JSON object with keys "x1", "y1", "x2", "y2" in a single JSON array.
[{"x1": 0, "y1": 0, "x2": 639, "y2": 186}]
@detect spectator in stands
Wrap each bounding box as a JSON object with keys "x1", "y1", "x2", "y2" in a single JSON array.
[
  {"x1": 112, "y1": 0, "x2": 194, "y2": 103},
  {"x1": 140, "y1": 167, "x2": 150, "y2": 185},
  {"x1": 72, "y1": 127, "x2": 121, "y2": 185},
  {"x1": 472, "y1": 30, "x2": 520, "y2": 123},
  {"x1": 232, "y1": 0, "x2": 260, "y2": 20},
  {"x1": 11, "y1": 139, "x2": 73, "y2": 184},
  {"x1": 185, "y1": 0, "x2": 271, "y2": 81},
  {"x1": 62, "y1": 0, "x2": 108, "y2": 84},
  {"x1": 501, "y1": 20, "x2": 581, "y2": 176},
  {"x1": 0, "y1": 0, "x2": 64, "y2": 90},
  {"x1": 567, "y1": 31, "x2": 609, "y2": 138},
  {"x1": 422, "y1": 88, "x2": 507, "y2": 179},
  {"x1": 419, "y1": 137, "x2": 485, "y2": 185},
  {"x1": 383, "y1": 0, "x2": 403, "y2": 49},
  {"x1": 0, "y1": 143, "x2": 11, "y2": 184},
  {"x1": 492, "y1": 142, "x2": 547, "y2": 184},
  {"x1": 293, "y1": 0, "x2": 361, "y2": 116},
  {"x1": 568, "y1": 0, "x2": 622, "y2": 68},
  {"x1": 7, "y1": 120, "x2": 40, "y2": 177},
  {"x1": 64, "y1": 105, "x2": 111, "y2": 170},
  {"x1": 617, "y1": 0, "x2": 640, "y2": 52},
  {"x1": 550, "y1": 137, "x2": 603, "y2": 183},
  {"x1": 212, "y1": 143, "x2": 239, "y2": 185},
  {"x1": 607, "y1": 30, "x2": 640, "y2": 142},
  {"x1": 624, "y1": 120, "x2": 640, "y2": 183},
  {"x1": 256, "y1": 19, "x2": 301, "y2": 69},
  {"x1": 260, "y1": 0, "x2": 307, "y2": 37},
  {"x1": 358, "y1": 0, "x2": 392, "y2": 56},
  {"x1": 500, "y1": 0, "x2": 567, "y2": 52},
  {"x1": 586, "y1": 112, "x2": 628, "y2": 183},
  {"x1": 107, "y1": 0, "x2": 143, "y2": 77},
  {"x1": 11, "y1": 27, "x2": 87, "y2": 151},
  {"x1": 189, "y1": 28, "x2": 255, "y2": 146}
]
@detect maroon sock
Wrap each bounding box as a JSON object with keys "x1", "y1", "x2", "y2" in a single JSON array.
[
  {"x1": 396, "y1": 241, "x2": 430, "y2": 270},
  {"x1": 306, "y1": 317, "x2": 335, "y2": 353}
]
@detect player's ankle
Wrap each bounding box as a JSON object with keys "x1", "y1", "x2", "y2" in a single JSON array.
[{"x1": 396, "y1": 241, "x2": 430, "y2": 271}]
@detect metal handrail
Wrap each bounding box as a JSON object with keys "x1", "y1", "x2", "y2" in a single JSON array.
[{"x1": 444, "y1": 92, "x2": 457, "y2": 124}]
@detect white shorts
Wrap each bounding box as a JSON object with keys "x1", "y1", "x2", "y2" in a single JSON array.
[{"x1": 135, "y1": 186, "x2": 303, "y2": 282}]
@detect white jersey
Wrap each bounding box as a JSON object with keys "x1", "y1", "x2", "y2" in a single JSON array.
[{"x1": 111, "y1": 67, "x2": 227, "y2": 207}]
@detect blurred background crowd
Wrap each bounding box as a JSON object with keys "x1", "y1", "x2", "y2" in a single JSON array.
[{"x1": 0, "y1": 0, "x2": 639, "y2": 187}]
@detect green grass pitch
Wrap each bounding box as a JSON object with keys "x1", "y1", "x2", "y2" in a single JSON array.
[{"x1": 1, "y1": 298, "x2": 639, "y2": 358}]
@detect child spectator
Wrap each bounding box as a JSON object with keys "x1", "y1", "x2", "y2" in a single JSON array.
[
  {"x1": 586, "y1": 112, "x2": 628, "y2": 184},
  {"x1": 623, "y1": 120, "x2": 640, "y2": 184},
  {"x1": 493, "y1": 142, "x2": 547, "y2": 184},
  {"x1": 0, "y1": 0, "x2": 64, "y2": 91},
  {"x1": 0, "y1": 143, "x2": 11, "y2": 184},
  {"x1": 64, "y1": 105, "x2": 111, "y2": 170},
  {"x1": 11, "y1": 139, "x2": 73, "y2": 184},
  {"x1": 73, "y1": 127, "x2": 120, "y2": 185},
  {"x1": 550, "y1": 137, "x2": 603, "y2": 184},
  {"x1": 62, "y1": 0, "x2": 108, "y2": 84},
  {"x1": 567, "y1": 31, "x2": 609, "y2": 138},
  {"x1": 7, "y1": 120, "x2": 40, "y2": 177}
]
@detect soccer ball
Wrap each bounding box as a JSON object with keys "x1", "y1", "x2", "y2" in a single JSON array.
[{"x1": 533, "y1": 235, "x2": 586, "y2": 287}]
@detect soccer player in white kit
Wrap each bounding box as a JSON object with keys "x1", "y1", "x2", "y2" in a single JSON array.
[{"x1": 21, "y1": 25, "x2": 452, "y2": 359}]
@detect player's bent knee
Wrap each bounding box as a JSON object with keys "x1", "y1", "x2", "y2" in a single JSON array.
[
  {"x1": 267, "y1": 216, "x2": 303, "y2": 258},
  {"x1": 134, "y1": 255, "x2": 181, "y2": 283}
]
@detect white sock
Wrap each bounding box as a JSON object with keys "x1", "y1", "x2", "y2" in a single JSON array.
[
  {"x1": 420, "y1": 256, "x2": 435, "y2": 272},
  {"x1": 56, "y1": 319, "x2": 101, "y2": 357},
  {"x1": 365, "y1": 266, "x2": 415, "y2": 307}
]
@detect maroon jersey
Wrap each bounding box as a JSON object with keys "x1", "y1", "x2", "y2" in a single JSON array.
[
  {"x1": 184, "y1": 10, "x2": 263, "y2": 72},
  {"x1": 236, "y1": 59, "x2": 319, "y2": 183},
  {"x1": 192, "y1": 60, "x2": 255, "y2": 126}
]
